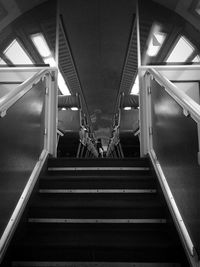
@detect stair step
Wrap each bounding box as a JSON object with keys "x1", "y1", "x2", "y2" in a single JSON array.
[
  {"x1": 29, "y1": 204, "x2": 165, "y2": 219},
  {"x1": 48, "y1": 157, "x2": 149, "y2": 168},
  {"x1": 12, "y1": 261, "x2": 181, "y2": 267},
  {"x1": 11, "y1": 224, "x2": 182, "y2": 262},
  {"x1": 13, "y1": 223, "x2": 178, "y2": 248},
  {"x1": 39, "y1": 175, "x2": 156, "y2": 190},
  {"x1": 48, "y1": 166, "x2": 150, "y2": 171},
  {"x1": 46, "y1": 169, "x2": 152, "y2": 177},
  {"x1": 30, "y1": 193, "x2": 164, "y2": 209}
]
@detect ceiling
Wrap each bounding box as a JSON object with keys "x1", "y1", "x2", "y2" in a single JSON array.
[{"x1": 59, "y1": 0, "x2": 136, "y2": 133}]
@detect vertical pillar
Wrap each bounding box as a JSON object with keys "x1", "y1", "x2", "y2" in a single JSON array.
[{"x1": 55, "y1": 0, "x2": 60, "y2": 67}]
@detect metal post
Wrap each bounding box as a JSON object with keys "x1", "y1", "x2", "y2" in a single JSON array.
[
  {"x1": 47, "y1": 70, "x2": 58, "y2": 157},
  {"x1": 136, "y1": 0, "x2": 148, "y2": 157},
  {"x1": 136, "y1": 0, "x2": 141, "y2": 67},
  {"x1": 55, "y1": 0, "x2": 60, "y2": 67}
]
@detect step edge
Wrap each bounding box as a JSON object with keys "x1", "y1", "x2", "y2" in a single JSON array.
[{"x1": 28, "y1": 218, "x2": 167, "y2": 224}]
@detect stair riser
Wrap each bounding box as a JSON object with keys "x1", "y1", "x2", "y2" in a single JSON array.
[
  {"x1": 11, "y1": 246, "x2": 183, "y2": 263},
  {"x1": 28, "y1": 207, "x2": 165, "y2": 219},
  {"x1": 47, "y1": 158, "x2": 149, "y2": 168},
  {"x1": 47, "y1": 170, "x2": 152, "y2": 177},
  {"x1": 39, "y1": 177, "x2": 156, "y2": 190}
]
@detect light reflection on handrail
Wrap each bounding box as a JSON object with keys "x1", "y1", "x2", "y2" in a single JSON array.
[
  {"x1": 146, "y1": 68, "x2": 200, "y2": 123},
  {"x1": 140, "y1": 64, "x2": 200, "y2": 70},
  {"x1": 0, "y1": 67, "x2": 57, "y2": 117}
]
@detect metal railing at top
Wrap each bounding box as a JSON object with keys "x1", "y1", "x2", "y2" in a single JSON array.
[
  {"x1": 0, "y1": 67, "x2": 58, "y2": 155},
  {"x1": 0, "y1": 67, "x2": 55, "y2": 116},
  {"x1": 146, "y1": 68, "x2": 200, "y2": 124}
]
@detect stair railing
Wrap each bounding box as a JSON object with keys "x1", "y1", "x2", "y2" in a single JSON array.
[
  {"x1": 0, "y1": 67, "x2": 57, "y2": 263},
  {"x1": 0, "y1": 67, "x2": 58, "y2": 155},
  {"x1": 140, "y1": 65, "x2": 200, "y2": 266}
]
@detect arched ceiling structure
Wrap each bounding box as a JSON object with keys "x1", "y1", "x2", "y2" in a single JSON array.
[{"x1": 0, "y1": 0, "x2": 199, "y2": 139}]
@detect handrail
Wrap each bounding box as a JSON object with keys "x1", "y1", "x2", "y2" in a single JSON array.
[
  {"x1": 0, "y1": 149, "x2": 48, "y2": 263},
  {"x1": 146, "y1": 68, "x2": 200, "y2": 123},
  {"x1": 0, "y1": 67, "x2": 56, "y2": 117},
  {"x1": 140, "y1": 64, "x2": 200, "y2": 71},
  {"x1": 149, "y1": 149, "x2": 196, "y2": 263}
]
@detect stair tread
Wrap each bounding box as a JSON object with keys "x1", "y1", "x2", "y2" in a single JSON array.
[
  {"x1": 48, "y1": 157, "x2": 149, "y2": 168},
  {"x1": 28, "y1": 206, "x2": 165, "y2": 219},
  {"x1": 12, "y1": 225, "x2": 183, "y2": 263},
  {"x1": 14, "y1": 224, "x2": 178, "y2": 248},
  {"x1": 11, "y1": 248, "x2": 183, "y2": 263},
  {"x1": 47, "y1": 172, "x2": 151, "y2": 179},
  {"x1": 39, "y1": 175, "x2": 156, "y2": 189},
  {"x1": 31, "y1": 193, "x2": 164, "y2": 208}
]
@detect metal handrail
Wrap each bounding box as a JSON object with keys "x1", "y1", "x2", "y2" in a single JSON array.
[
  {"x1": 0, "y1": 67, "x2": 56, "y2": 117},
  {"x1": 140, "y1": 64, "x2": 200, "y2": 71},
  {"x1": 146, "y1": 68, "x2": 200, "y2": 123},
  {"x1": 0, "y1": 149, "x2": 48, "y2": 263}
]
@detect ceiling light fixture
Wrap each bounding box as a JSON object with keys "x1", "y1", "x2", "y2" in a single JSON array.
[
  {"x1": 4, "y1": 39, "x2": 33, "y2": 64},
  {"x1": 131, "y1": 75, "x2": 139, "y2": 95},
  {"x1": 31, "y1": 33, "x2": 70, "y2": 95},
  {"x1": 166, "y1": 36, "x2": 194, "y2": 62},
  {"x1": 147, "y1": 32, "x2": 166, "y2": 57},
  {"x1": 31, "y1": 34, "x2": 51, "y2": 58}
]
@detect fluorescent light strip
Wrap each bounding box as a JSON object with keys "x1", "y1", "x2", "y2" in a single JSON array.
[
  {"x1": 0, "y1": 58, "x2": 7, "y2": 65},
  {"x1": 192, "y1": 55, "x2": 200, "y2": 62},
  {"x1": 166, "y1": 36, "x2": 194, "y2": 62},
  {"x1": 131, "y1": 75, "x2": 139, "y2": 95},
  {"x1": 58, "y1": 71, "x2": 70, "y2": 95},
  {"x1": 31, "y1": 33, "x2": 70, "y2": 95},
  {"x1": 4, "y1": 39, "x2": 33, "y2": 64},
  {"x1": 31, "y1": 34, "x2": 51, "y2": 58},
  {"x1": 195, "y1": 2, "x2": 200, "y2": 15},
  {"x1": 147, "y1": 32, "x2": 166, "y2": 57}
]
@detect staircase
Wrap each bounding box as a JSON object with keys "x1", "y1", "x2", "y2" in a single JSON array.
[{"x1": 4, "y1": 157, "x2": 189, "y2": 266}]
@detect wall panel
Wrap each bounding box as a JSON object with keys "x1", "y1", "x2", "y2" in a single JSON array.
[
  {"x1": 151, "y1": 79, "x2": 200, "y2": 254},
  {"x1": 0, "y1": 79, "x2": 45, "y2": 237}
]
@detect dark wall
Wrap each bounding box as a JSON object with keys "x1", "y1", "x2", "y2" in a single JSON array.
[
  {"x1": 151, "y1": 79, "x2": 200, "y2": 255},
  {"x1": 120, "y1": 109, "x2": 139, "y2": 132},
  {"x1": 0, "y1": 79, "x2": 45, "y2": 238}
]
